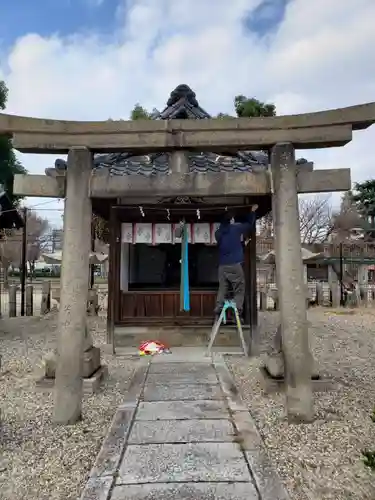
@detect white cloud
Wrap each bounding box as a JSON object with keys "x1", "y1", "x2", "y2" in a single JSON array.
[{"x1": 1, "y1": 0, "x2": 375, "y2": 226}]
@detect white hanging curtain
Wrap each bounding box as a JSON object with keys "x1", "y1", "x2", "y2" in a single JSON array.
[{"x1": 121, "y1": 222, "x2": 220, "y2": 244}]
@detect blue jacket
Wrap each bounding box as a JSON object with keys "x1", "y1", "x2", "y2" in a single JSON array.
[{"x1": 215, "y1": 213, "x2": 256, "y2": 266}]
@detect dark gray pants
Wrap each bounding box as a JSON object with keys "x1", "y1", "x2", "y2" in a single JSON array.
[{"x1": 215, "y1": 263, "x2": 245, "y2": 315}]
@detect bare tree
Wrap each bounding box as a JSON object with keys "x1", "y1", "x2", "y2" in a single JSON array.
[
  {"x1": 257, "y1": 211, "x2": 273, "y2": 238},
  {"x1": 26, "y1": 211, "x2": 49, "y2": 280},
  {"x1": 0, "y1": 229, "x2": 21, "y2": 287},
  {"x1": 0, "y1": 210, "x2": 49, "y2": 285},
  {"x1": 257, "y1": 195, "x2": 333, "y2": 243},
  {"x1": 299, "y1": 195, "x2": 333, "y2": 244}
]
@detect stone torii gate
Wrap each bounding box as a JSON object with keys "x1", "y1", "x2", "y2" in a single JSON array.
[{"x1": 1, "y1": 102, "x2": 375, "y2": 426}]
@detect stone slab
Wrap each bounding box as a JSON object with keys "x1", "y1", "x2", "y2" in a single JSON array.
[
  {"x1": 128, "y1": 419, "x2": 235, "y2": 444},
  {"x1": 79, "y1": 476, "x2": 113, "y2": 500},
  {"x1": 121, "y1": 363, "x2": 149, "y2": 404},
  {"x1": 143, "y1": 383, "x2": 222, "y2": 401},
  {"x1": 231, "y1": 413, "x2": 291, "y2": 499},
  {"x1": 117, "y1": 442, "x2": 251, "y2": 483},
  {"x1": 148, "y1": 362, "x2": 215, "y2": 374},
  {"x1": 230, "y1": 406, "x2": 291, "y2": 500},
  {"x1": 146, "y1": 371, "x2": 218, "y2": 385},
  {"x1": 214, "y1": 361, "x2": 249, "y2": 412},
  {"x1": 135, "y1": 400, "x2": 228, "y2": 421},
  {"x1": 111, "y1": 482, "x2": 258, "y2": 499},
  {"x1": 245, "y1": 450, "x2": 290, "y2": 500},
  {"x1": 90, "y1": 407, "x2": 136, "y2": 477}
]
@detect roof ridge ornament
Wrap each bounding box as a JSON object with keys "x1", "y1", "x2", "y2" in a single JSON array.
[{"x1": 167, "y1": 84, "x2": 199, "y2": 107}]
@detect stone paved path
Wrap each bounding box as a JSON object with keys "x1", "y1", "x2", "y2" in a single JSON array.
[{"x1": 80, "y1": 350, "x2": 289, "y2": 500}]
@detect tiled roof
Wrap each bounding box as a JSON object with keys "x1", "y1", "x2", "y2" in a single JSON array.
[
  {"x1": 55, "y1": 84, "x2": 308, "y2": 176},
  {"x1": 91, "y1": 84, "x2": 270, "y2": 176},
  {"x1": 92, "y1": 150, "x2": 269, "y2": 176}
]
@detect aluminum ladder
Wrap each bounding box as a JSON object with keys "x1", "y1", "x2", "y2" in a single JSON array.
[{"x1": 206, "y1": 299, "x2": 248, "y2": 356}]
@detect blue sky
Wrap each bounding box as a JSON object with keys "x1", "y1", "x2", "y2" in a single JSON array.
[
  {"x1": 0, "y1": 0, "x2": 120, "y2": 47},
  {"x1": 0, "y1": 0, "x2": 288, "y2": 50},
  {"x1": 1, "y1": 0, "x2": 375, "y2": 228},
  {"x1": 245, "y1": 0, "x2": 289, "y2": 37}
]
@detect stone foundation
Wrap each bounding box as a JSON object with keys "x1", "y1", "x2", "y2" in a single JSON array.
[
  {"x1": 259, "y1": 366, "x2": 336, "y2": 394},
  {"x1": 36, "y1": 365, "x2": 108, "y2": 395},
  {"x1": 263, "y1": 352, "x2": 319, "y2": 379},
  {"x1": 114, "y1": 326, "x2": 251, "y2": 348},
  {"x1": 44, "y1": 346, "x2": 102, "y2": 379}
]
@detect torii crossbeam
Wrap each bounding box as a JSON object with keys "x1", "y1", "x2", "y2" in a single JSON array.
[{"x1": 0, "y1": 102, "x2": 374, "y2": 153}]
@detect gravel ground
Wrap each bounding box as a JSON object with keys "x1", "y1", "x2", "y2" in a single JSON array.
[
  {"x1": 226, "y1": 308, "x2": 375, "y2": 500},
  {"x1": 0, "y1": 315, "x2": 139, "y2": 500}
]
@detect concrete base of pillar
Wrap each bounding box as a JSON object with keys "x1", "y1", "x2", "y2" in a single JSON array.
[
  {"x1": 44, "y1": 346, "x2": 102, "y2": 379},
  {"x1": 259, "y1": 366, "x2": 336, "y2": 394},
  {"x1": 36, "y1": 365, "x2": 108, "y2": 395},
  {"x1": 263, "y1": 352, "x2": 320, "y2": 379}
]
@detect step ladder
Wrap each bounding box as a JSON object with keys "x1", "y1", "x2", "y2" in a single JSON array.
[{"x1": 206, "y1": 300, "x2": 248, "y2": 356}]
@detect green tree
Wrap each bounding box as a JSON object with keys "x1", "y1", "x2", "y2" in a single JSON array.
[
  {"x1": 130, "y1": 95, "x2": 277, "y2": 121},
  {"x1": 215, "y1": 96, "x2": 276, "y2": 119},
  {"x1": 215, "y1": 112, "x2": 234, "y2": 119},
  {"x1": 234, "y1": 95, "x2": 276, "y2": 118},
  {"x1": 130, "y1": 103, "x2": 153, "y2": 120},
  {"x1": 0, "y1": 80, "x2": 26, "y2": 205},
  {"x1": 350, "y1": 180, "x2": 375, "y2": 226}
]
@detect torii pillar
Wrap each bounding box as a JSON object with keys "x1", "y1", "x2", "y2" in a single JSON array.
[
  {"x1": 53, "y1": 147, "x2": 93, "y2": 425},
  {"x1": 271, "y1": 142, "x2": 314, "y2": 423}
]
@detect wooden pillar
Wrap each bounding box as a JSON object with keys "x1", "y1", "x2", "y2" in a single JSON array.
[
  {"x1": 9, "y1": 285, "x2": 17, "y2": 317},
  {"x1": 107, "y1": 205, "x2": 120, "y2": 352},
  {"x1": 248, "y1": 225, "x2": 259, "y2": 355},
  {"x1": 243, "y1": 201, "x2": 258, "y2": 356},
  {"x1": 244, "y1": 244, "x2": 251, "y2": 320},
  {"x1": 271, "y1": 142, "x2": 313, "y2": 423},
  {"x1": 243, "y1": 246, "x2": 252, "y2": 353},
  {"x1": 53, "y1": 147, "x2": 92, "y2": 425},
  {"x1": 26, "y1": 285, "x2": 33, "y2": 316}
]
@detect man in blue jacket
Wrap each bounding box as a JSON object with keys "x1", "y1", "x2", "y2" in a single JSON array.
[{"x1": 214, "y1": 205, "x2": 258, "y2": 322}]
